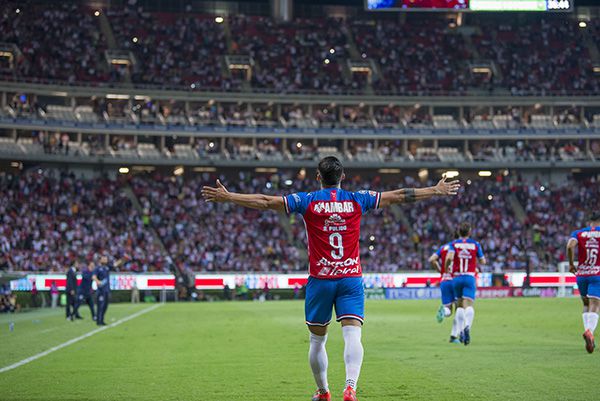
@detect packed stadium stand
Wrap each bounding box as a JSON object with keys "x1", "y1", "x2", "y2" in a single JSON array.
[
  {"x1": 0, "y1": 2, "x2": 598, "y2": 94},
  {"x1": 0, "y1": 0, "x2": 599, "y2": 276}
]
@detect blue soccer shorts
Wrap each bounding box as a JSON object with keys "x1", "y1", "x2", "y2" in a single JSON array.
[
  {"x1": 577, "y1": 275, "x2": 600, "y2": 300},
  {"x1": 452, "y1": 275, "x2": 476, "y2": 301},
  {"x1": 305, "y1": 276, "x2": 365, "y2": 326},
  {"x1": 440, "y1": 279, "x2": 456, "y2": 306}
]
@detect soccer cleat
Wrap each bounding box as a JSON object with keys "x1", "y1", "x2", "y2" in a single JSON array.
[
  {"x1": 459, "y1": 331, "x2": 464, "y2": 343},
  {"x1": 311, "y1": 390, "x2": 331, "y2": 401},
  {"x1": 449, "y1": 336, "x2": 460, "y2": 344},
  {"x1": 436, "y1": 305, "x2": 445, "y2": 323},
  {"x1": 583, "y1": 330, "x2": 595, "y2": 354},
  {"x1": 343, "y1": 386, "x2": 358, "y2": 401},
  {"x1": 463, "y1": 326, "x2": 471, "y2": 346}
]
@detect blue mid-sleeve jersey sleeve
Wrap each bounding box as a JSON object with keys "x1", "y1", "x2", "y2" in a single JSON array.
[
  {"x1": 283, "y1": 192, "x2": 309, "y2": 215},
  {"x1": 476, "y1": 242, "x2": 485, "y2": 258},
  {"x1": 353, "y1": 190, "x2": 381, "y2": 215}
]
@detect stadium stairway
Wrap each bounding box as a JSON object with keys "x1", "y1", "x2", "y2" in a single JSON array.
[
  {"x1": 278, "y1": 212, "x2": 309, "y2": 263},
  {"x1": 99, "y1": 12, "x2": 117, "y2": 49},
  {"x1": 583, "y1": 29, "x2": 600, "y2": 64},
  {"x1": 341, "y1": 22, "x2": 375, "y2": 94},
  {"x1": 509, "y1": 193, "x2": 544, "y2": 262},
  {"x1": 389, "y1": 204, "x2": 416, "y2": 239},
  {"x1": 122, "y1": 184, "x2": 169, "y2": 256},
  {"x1": 102, "y1": 11, "x2": 133, "y2": 84}
]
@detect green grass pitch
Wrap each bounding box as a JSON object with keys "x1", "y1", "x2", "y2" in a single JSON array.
[{"x1": 0, "y1": 298, "x2": 596, "y2": 401}]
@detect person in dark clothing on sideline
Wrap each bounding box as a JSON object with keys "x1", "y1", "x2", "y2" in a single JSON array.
[
  {"x1": 93, "y1": 255, "x2": 111, "y2": 326},
  {"x1": 66, "y1": 264, "x2": 79, "y2": 320},
  {"x1": 74, "y1": 261, "x2": 95, "y2": 321}
]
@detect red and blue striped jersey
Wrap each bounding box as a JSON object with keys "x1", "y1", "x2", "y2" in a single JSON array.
[
  {"x1": 435, "y1": 242, "x2": 454, "y2": 281},
  {"x1": 283, "y1": 188, "x2": 380, "y2": 279},
  {"x1": 570, "y1": 226, "x2": 600, "y2": 276},
  {"x1": 450, "y1": 238, "x2": 484, "y2": 276}
]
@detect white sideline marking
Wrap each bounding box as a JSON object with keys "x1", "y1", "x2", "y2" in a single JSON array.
[{"x1": 0, "y1": 303, "x2": 162, "y2": 374}]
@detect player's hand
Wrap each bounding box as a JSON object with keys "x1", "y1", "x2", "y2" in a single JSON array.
[
  {"x1": 434, "y1": 176, "x2": 460, "y2": 196},
  {"x1": 569, "y1": 264, "x2": 577, "y2": 275},
  {"x1": 201, "y1": 179, "x2": 230, "y2": 202}
]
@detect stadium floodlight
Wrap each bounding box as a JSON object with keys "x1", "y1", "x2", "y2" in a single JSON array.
[
  {"x1": 324, "y1": 59, "x2": 330, "y2": 65},
  {"x1": 215, "y1": 16, "x2": 224, "y2": 24},
  {"x1": 173, "y1": 166, "x2": 184, "y2": 176},
  {"x1": 540, "y1": 186, "x2": 546, "y2": 192},
  {"x1": 418, "y1": 169, "x2": 428, "y2": 180},
  {"x1": 284, "y1": 179, "x2": 293, "y2": 186},
  {"x1": 444, "y1": 170, "x2": 459, "y2": 179},
  {"x1": 368, "y1": 245, "x2": 374, "y2": 251},
  {"x1": 487, "y1": 195, "x2": 493, "y2": 201},
  {"x1": 94, "y1": 10, "x2": 101, "y2": 17},
  {"x1": 132, "y1": 37, "x2": 139, "y2": 43},
  {"x1": 296, "y1": 142, "x2": 303, "y2": 149},
  {"x1": 478, "y1": 171, "x2": 492, "y2": 177},
  {"x1": 467, "y1": 179, "x2": 472, "y2": 185},
  {"x1": 15, "y1": 8, "x2": 20, "y2": 14},
  {"x1": 579, "y1": 21, "x2": 587, "y2": 28},
  {"x1": 118, "y1": 167, "x2": 129, "y2": 174},
  {"x1": 369, "y1": 235, "x2": 375, "y2": 241},
  {"x1": 329, "y1": 48, "x2": 335, "y2": 54}
]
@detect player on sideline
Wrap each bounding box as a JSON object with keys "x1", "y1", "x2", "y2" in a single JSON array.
[
  {"x1": 429, "y1": 231, "x2": 460, "y2": 343},
  {"x1": 566, "y1": 212, "x2": 600, "y2": 354},
  {"x1": 202, "y1": 156, "x2": 460, "y2": 401},
  {"x1": 92, "y1": 255, "x2": 111, "y2": 326},
  {"x1": 444, "y1": 222, "x2": 486, "y2": 346}
]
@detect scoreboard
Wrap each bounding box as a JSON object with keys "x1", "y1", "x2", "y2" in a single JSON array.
[{"x1": 366, "y1": 0, "x2": 573, "y2": 11}]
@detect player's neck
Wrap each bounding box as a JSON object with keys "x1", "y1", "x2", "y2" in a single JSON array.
[{"x1": 320, "y1": 185, "x2": 341, "y2": 189}]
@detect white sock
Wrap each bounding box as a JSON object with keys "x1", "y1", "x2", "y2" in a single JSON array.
[
  {"x1": 588, "y1": 313, "x2": 599, "y2": 334},
  {"x1": 444, "y1": 306, "x2": 452, "y2": 317},
  {"x1": 583, "y1": 312, "x2": 590, "y2": 331},
  {"x1": 465, "y1": 306, "x2": 475, "y2": 329},
  {"x1": 451, "y1": 315, "x2": 460, "y2": 337},
  {"x1": 455, "y1": 307, "x2": 465, "y2": 333},
  {"x1": 342, "y1": 325, "x2": 363, "y2": 390},
  {"x1": 309, "y1": 333, "x2": 329, "y2": 393}
]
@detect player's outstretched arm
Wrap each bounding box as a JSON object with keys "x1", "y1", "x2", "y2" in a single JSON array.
[
  {"x1": 378, "y1": 177, "x2": 460, "y2": 208},
  {"x1": 201, "y1": 179, "x2": 285, "y2": 212}
]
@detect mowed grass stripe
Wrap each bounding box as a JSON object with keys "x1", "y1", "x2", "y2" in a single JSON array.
[{"x1": 0, "y1": 298, "x2": 596, "y2": 401}]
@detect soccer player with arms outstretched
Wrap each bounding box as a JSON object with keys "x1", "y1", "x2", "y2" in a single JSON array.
[
  {"x1": 444, "y1": 222, "x2": 486, "y2": 346},
  {"x1": 429, "y1": 230, "x2": 461, "y2": 343},
  {"x1": 202, "y1": 157, "x2": 459, "y2": 401},
  {"x1": 566, "y1": 212, "x2": 600, "y2": 354}
]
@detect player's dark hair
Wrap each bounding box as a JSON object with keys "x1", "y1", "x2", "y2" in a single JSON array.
[
  {"x1": 318, "y1": 156, "x2": 344, "y2": 186},
  {"x1": 589, "y1": 211, "x2": 600, "y2": 222},
  {"x1": 458, "y1": 222, "x2": 471, "y2": 237},
  {"x1": 453, "y1": 230, "x2": 459, "y2": 240}
]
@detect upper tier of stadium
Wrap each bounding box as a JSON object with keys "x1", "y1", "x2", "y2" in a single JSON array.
[{"x1": 1, "y1": 1, "x2": 599, "y2": 96}]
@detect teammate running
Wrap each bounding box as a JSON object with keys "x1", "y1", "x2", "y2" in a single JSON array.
[
  {"x1": 566, "y1": 212, "x2": 600, "y2": 354},
  {"x1": 202, "y1": 156, "x2": 460, "y2": 401},
  {"x1": 444, "y1": 222, "x2": 486, "y2": 346},
  {"x1": 429, "y1": 231, "x2": 460, "y2": 343}
]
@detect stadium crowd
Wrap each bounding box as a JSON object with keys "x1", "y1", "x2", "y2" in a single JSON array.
[
  {"x1": 1, "y1": 2, "x2": 598, "y2": 94},
  {"x1": 517, "y1": 177, "x2": 600, "y2": 266},
  {"x1": 0, "y1": 170, "x2": 166, "y2": 272},
  {"x1": 0, "y1": 169, "x2": 595, "y2": 274},
  {"x1": 131, "y1": 173, "x2": 303, "y2": 273}
]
